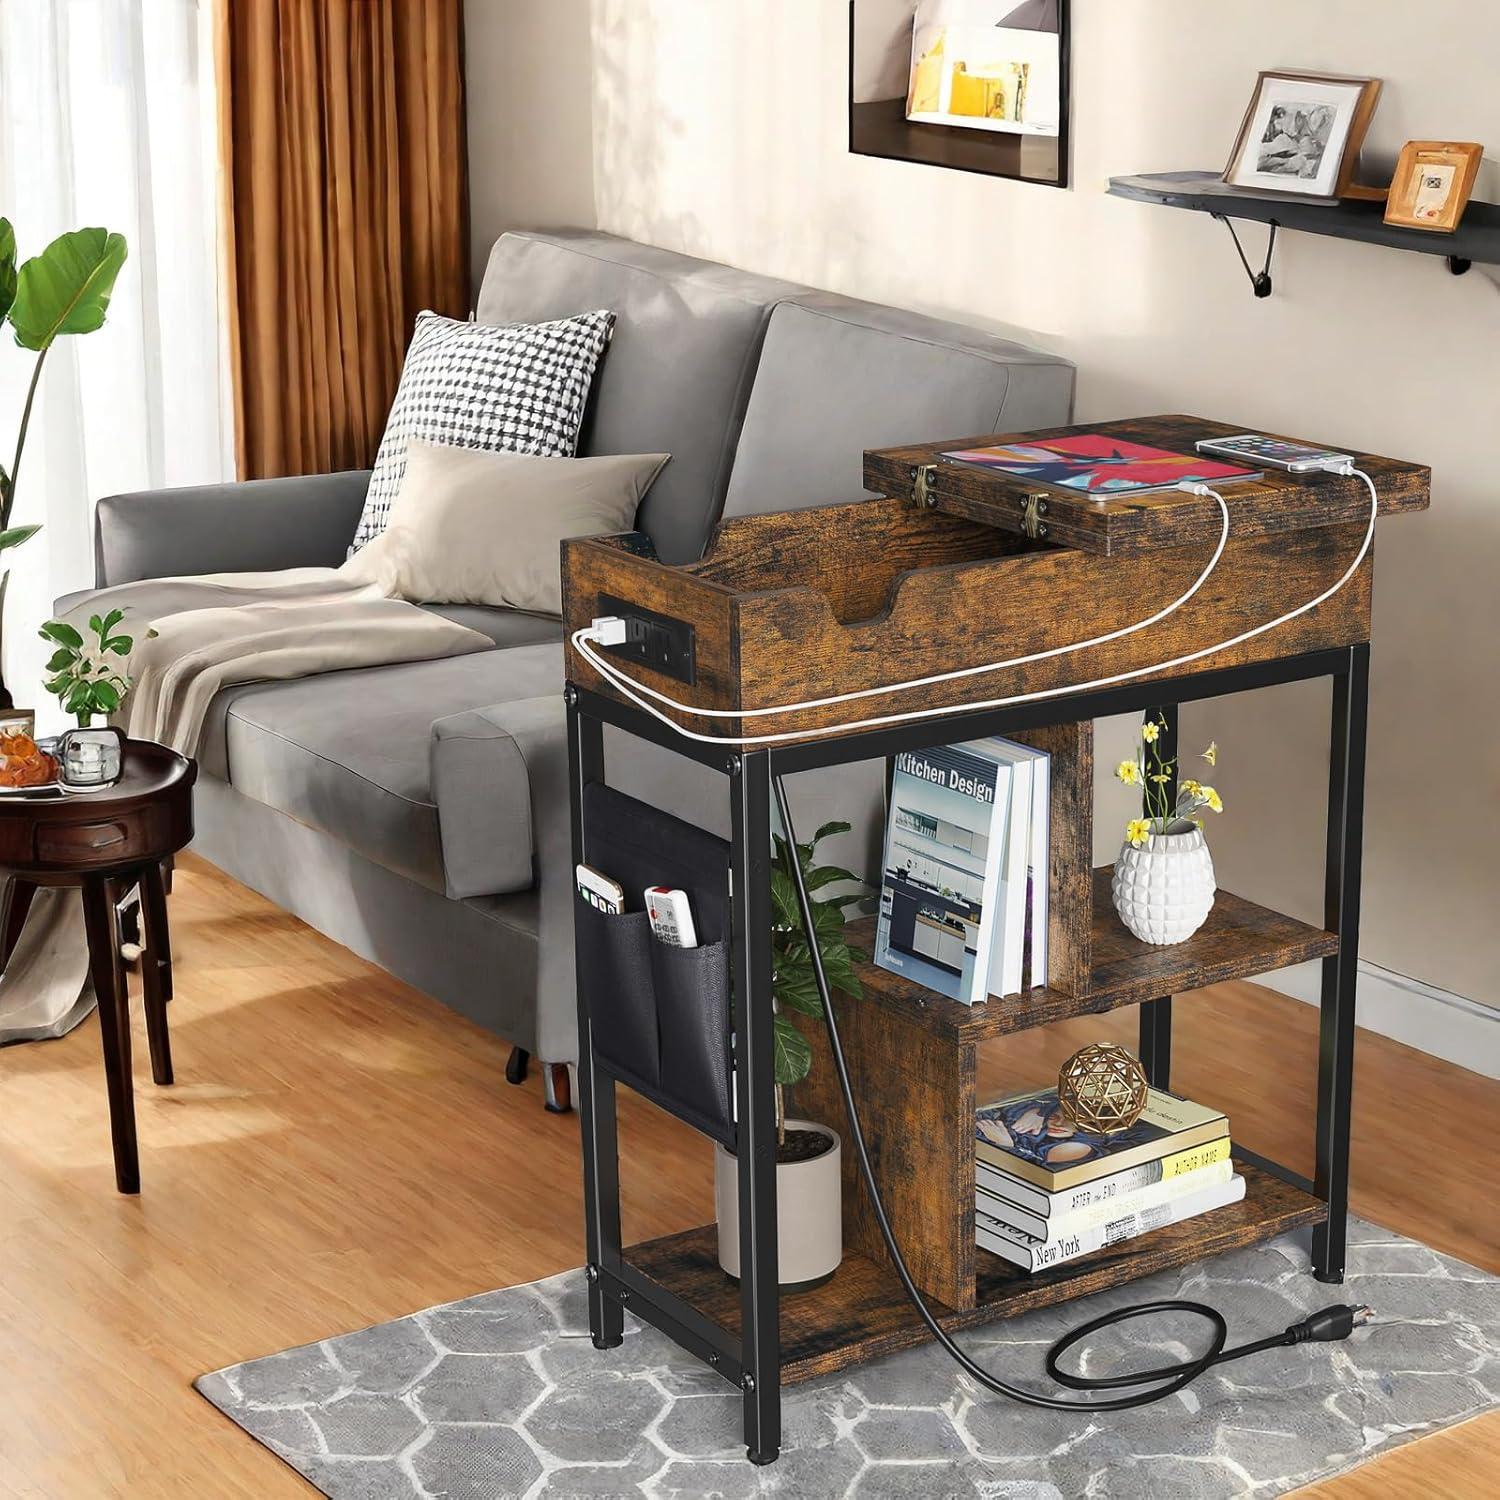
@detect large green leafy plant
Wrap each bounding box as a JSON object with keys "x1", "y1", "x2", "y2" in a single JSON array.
[
  {"x1": 0, "y1": 221, "x2": 128, "y2": 696},
  {"x1": 769, "y1": 818, "x2": 868, "y2": 1144}
]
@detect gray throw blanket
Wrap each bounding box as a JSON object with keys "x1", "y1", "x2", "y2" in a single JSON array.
[{"x1": 59, "y1": 565, "x2": 493, "y2": 756}]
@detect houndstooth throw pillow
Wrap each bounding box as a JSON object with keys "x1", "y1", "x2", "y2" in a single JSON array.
[{"x1": 350, "y1": 307, "x2": 615, "y2": 551}]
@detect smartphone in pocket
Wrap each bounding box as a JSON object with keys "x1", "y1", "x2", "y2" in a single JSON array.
[{"x1": 576, "y1": 863, "x2": 625, "y2": 913}]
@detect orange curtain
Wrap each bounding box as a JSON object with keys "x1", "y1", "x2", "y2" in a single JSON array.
[{"x1": 217, "y1": 0, "x2": 469, "y2": 479}]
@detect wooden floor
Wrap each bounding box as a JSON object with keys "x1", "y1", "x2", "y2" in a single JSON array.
[{"x1": 0, "y1": 854, "x2": 1495, "y2": 1497}]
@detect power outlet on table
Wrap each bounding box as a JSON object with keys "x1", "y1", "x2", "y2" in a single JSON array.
[{"x1": 596, "y1": 593, "x2": 697, "y2": 686}]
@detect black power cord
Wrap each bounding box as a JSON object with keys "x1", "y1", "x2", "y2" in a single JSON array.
[{"x1": 770, "y1": 775, "x2": 1371, "y2": 1411}]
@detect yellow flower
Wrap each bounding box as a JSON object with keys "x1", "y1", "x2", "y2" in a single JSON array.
[
  {"x1": 1125, "y1": 818, "x2": 1151, "y2": 848},
  {"x1": 1150, "y1": 772, "x2": 1171, "y2": 784},
  {"x1": 1201, "y1": 784, "x2": 1223, "y2": 813},
  {"x1": 1202, "y1": 741, "x2": 1218, "y2": 766},
  {"x1": 1141, "y1": 720, "x2": 1161, "y2": 743},
  {"x1": 1179, "y1": 778, "x2": 1202, "y2": 798},
  {"x1": 1116, "y1": 759, "x2": 1140, "y2": 786}
]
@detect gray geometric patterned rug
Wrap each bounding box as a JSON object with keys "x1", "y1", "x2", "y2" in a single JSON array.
[{"x1": 196, "y1": 1218, "x2": 1500, "y2": 1499}]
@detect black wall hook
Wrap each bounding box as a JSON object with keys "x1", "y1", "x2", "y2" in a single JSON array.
[{"x1": 1213, "y1": 213, "x2": 1278, "y2": 298}]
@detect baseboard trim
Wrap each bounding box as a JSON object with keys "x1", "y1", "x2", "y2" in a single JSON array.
[{"x1": 1257, "y1": 959, "x2": 1500, "y2": 1080}]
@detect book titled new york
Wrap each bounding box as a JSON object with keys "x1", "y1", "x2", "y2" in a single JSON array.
[
  {"x1": 942, "y1": 433, "x2": 1259, "y2": 499},
  {"x1": 975, "y1": 1085, "x2": 1228, "y2": 1191},
  {"x1": 977, "y1": 1157, "x2": 1235, "y2": 1242},
  {"x1": 976, "y1": 1174, "x2": 1247, "y2": 1272},
  {"x1": 874, "y1": 742, "x2": 1014, "y2": 1005},
  {"x1": 977, "y1": 1135, "x2": 1233, "y2": 1217}
]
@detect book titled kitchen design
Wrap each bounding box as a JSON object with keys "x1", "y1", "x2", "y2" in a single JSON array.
[{"x1": 874, "y1": 743, "x2": 1013, "y2": 1005}]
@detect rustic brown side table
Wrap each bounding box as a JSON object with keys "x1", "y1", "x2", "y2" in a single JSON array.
[{"x1": 0, "y1": 741, "x2": 196, "y2": 1193}]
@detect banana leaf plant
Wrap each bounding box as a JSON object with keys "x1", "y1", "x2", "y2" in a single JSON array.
[
  {"x1": 0, "y1": 221, "x2": 128, "y2": 703},
  {"x1": 769, "y1": 818, "x2": 869, "y2": 1145}
]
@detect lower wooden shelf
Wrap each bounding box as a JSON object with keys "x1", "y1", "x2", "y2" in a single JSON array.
[{"x1": 626, "y1": 1163, "x2": 1325, "y2": 1385}]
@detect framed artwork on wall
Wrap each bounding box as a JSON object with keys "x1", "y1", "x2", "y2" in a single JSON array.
[
  {"x1": 1223, "y1": 71, "x2": 1381, "y2": 199},
  {"x1": 1383, "y1": 140, "x2": 1484, "y2": 232},
  {"x1": 849, "y1": 0, "x2": 1070, "y2": 187}
]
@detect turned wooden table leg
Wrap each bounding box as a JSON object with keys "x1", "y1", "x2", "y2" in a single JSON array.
[
  {"x1": 141, "y1": 860, "x2": 174, "y2": 1001},
  {"x1": 138, "y1": 864, "x2": 173, "y2": 1085},
  {"x1": 81, "y1": 874, "x2": 139, "y2": 1194}
]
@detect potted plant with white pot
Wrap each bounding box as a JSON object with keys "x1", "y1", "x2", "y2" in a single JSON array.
[
  {"x1": 1111, "y1": 716, "x2": 1224, "y2": 946},
  {"x1": 715, "y1": 819, "x2": 866, "y2": 1288}
]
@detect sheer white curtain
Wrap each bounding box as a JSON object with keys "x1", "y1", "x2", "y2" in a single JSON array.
[{"x1": 0, "y1": 0, "x2": 231, "y2": 722}]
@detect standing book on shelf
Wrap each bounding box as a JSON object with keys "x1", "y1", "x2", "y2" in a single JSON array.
[
  {"x1": 975, "y1": 1085, "x2": 1228, "y2": 1190},
  {"x1": 873, "y1": 742, "x2": 1014, "y2": 1005},
  {"x1": 977, "y1": 736, "x2": 1050, "y2": 993}
]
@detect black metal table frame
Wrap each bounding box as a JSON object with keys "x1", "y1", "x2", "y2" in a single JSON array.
[{"x1": 566, "y1": 640, "x2": 1369, "y2": 1465}]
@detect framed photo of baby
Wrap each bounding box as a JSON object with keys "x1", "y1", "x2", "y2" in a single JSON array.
[{"x1": 1224, "y1": 71, "x2": 1382, "y2": 199}]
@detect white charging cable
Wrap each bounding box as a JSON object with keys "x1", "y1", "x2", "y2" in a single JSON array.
[
  {"x1": 572, "y1": 463, "x2": 1376, "y2": 747},
  {"x1": 584, "y1": 483, "x2": 1231, "y2": 723}
]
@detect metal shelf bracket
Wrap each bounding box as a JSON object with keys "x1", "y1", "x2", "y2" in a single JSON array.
[{"x1": 1213, "y1": 213, "x2": 1277, "y2": 298}]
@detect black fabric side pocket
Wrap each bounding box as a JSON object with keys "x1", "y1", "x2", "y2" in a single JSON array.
[
  {"x1": 652, "y1": 938, "x2": 734, "y2": 1147},
  {"x1": 576, "y1": 903, "x2": 660, "y2": 1090}
]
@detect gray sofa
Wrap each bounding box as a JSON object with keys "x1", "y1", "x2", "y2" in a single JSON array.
[{"x1": 87, "y1": 230, "x2": 1074, "y2": 1104}]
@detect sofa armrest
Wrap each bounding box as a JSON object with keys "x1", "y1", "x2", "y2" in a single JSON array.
[
  {"x1": 94, "y1": 469, "x2": 371, "y2": 586},
  {"x1": 430, "y1": 697, "x2": 565, "y2": 900}
]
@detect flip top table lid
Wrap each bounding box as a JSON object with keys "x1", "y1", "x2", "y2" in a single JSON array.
[{"x1": 864, "y1": 415, "x2": 1430, "y2": 557}]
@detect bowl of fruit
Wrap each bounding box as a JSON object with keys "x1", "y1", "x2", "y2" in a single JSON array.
[{"x1": 0, "y1": 729, "x2": 61, "y2": 793}]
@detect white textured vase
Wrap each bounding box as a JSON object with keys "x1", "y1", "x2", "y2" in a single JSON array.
[{"x1": 1112, "y1": 825, "x2": 1217, "y2": 945}]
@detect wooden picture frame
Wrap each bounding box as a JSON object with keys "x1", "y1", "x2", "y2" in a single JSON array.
[
  {"x1": 1224, "y1": 71, "x2": 1381, "y2": 199},
  {"x1": 1384, "y1": 140, "x2": 1483, "y2": 232}
]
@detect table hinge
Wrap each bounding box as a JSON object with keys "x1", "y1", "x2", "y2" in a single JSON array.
[
  {"x1": 911, "y1": 463, "x2": 938, "y2": 509},
  {"x1": 1021, "y1": 492, "x2": 1050, "y2": 539}
]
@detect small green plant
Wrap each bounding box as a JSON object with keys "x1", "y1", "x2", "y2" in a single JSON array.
[
  {"x1": 39, "y1": 609, "x2": 136, "y2": 725},
  {"x1": 770, "y1": 818, "x2": 868, "y2": 1144}
]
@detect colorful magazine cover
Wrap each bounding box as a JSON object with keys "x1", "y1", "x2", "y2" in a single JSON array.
[
  {"x1": 941, "y1": 433, "x2": 1259, "y2": 498},
  {"x1": 974, "y1": 1085, "x2": 1227, "y2": 1189}
]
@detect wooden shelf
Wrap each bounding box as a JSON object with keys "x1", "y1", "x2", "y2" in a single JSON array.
[
  {"x1": 1108, "y1": 170, "x2": 1500, "y2": 270},
  {"x1": 847, "y1": 867, "x2": 1337, "y2": 1045},
  {"x1": 626, "y1": 1163, "x2": 1324, "y2": 1385}
]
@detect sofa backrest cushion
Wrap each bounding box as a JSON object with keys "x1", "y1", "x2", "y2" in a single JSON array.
[
  {"x1": 476, "y1": 230, "x2": 806, "y2": 563},
  {"x1": 721, "y1": 292, "x2": 1076, "y2": 518}
]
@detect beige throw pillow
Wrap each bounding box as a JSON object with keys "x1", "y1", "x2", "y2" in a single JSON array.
[{"x1": 344, "y1": 441, "x2": 669, "y2": 616}]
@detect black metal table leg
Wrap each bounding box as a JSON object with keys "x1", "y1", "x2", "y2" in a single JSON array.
[
  {"x1": 1312, "y1": 645, "x2": 1369, "y2": 1283},
  {"x1": 1138, "y1": 704, "x2": 1179, "y2": 1087},
  {"x1": 568, "y1": 693, "x2": 625, "y2": 1347},
  {"x1": 730, "y1": 750, "x2": 780, "y2": 1465}
]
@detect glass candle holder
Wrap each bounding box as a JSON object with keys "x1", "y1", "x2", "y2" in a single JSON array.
[{"x1": 58, "y1": 727, "x2": 124, "y2": 788}]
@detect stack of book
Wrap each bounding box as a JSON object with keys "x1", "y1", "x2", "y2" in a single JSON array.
[
  {"x1": 974, "y1": 1084, "x2": 1240, "y2": 1272},
  {"x1": 872, "y1": 735, "x2": 1050, "y2": 1006}
]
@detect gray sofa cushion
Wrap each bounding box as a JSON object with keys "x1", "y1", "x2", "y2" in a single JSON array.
[
  {"x1": 721, "y1": 293, "x2": 1075, "y2": 517},
  {"x1": 475, "y1": 229, "x2": 807, "y2": 563},
  {"x1": 422, "y1": 604, "x2": 563, "y2": 649},
  {"x1": 204, "y1": 643, "x2": 563, "y2": 894}
]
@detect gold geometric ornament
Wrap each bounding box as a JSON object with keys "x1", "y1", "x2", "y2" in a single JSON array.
[{"x1": 1056, "y1": 1043, "x2": 1149, "y2": 1134}]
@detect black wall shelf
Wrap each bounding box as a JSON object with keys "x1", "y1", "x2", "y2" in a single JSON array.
[{"x1": 1109, "y1": 170, "x2": 1500, "y2": 297}]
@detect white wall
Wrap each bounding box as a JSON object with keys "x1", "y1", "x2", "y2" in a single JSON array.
[
  {"x1": 464, "y1": 0, "x2": 597, "y2": 290},
  {"x1": 467, "y1": 0, "x2": 1500, "y2": 1013}
]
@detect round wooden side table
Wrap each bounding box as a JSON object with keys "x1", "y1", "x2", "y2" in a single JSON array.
[{"x1": 0, "y1": 741, "x2": 196, "y2": 1193}]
